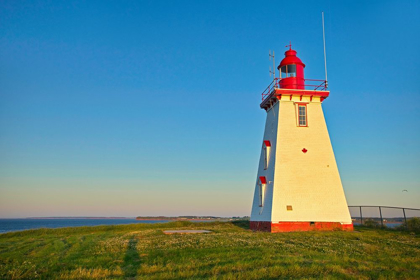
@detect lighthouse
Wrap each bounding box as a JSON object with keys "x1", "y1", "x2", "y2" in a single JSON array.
[{"x1": 250, "y1": 45, "x2": 353, "y2": 232}]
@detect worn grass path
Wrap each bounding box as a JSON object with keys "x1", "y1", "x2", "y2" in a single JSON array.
[{"x1": 0, "y1": 221, "x2": 419, "y2": 279}]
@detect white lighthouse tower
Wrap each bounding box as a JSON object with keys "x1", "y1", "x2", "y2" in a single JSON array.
[{"x1": 250, "y1": 45, "x2": 353, "y2": 232}]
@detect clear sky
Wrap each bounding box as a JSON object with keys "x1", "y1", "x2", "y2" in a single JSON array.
[{"x1": 1, "y1": 0, "x2": 419, "y2": 218}]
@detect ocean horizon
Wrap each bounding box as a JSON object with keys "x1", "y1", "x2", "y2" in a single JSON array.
[{"x1": 0, "y1": 218, "x2": 171, "y2": 233}]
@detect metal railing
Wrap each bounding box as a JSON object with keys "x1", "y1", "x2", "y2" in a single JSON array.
[
  {"x1": 261, "y1": 78, "x2": 328, "y2": 101},
  {"x1": 348, "y1": 206, "x2": 420, "y2": 228}
]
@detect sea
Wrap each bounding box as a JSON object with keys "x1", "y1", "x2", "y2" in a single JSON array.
[{"x1": 0, "y1": 218, "x2": 170, "y2": 233}]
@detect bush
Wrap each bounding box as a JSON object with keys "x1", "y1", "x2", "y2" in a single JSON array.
[
  {"x1": 405, "y1": 217, "x2": 420, "y2": 233},
  {"x1": 363, "y1": 219, "x2": 380, "y2": 228},
  {"x1": 397, "y1": 217, "x2": 420, "y2": 233}
]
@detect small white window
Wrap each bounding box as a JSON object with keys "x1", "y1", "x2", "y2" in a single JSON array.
[
  {"x1": 263, "y1": 140, "x2": 271, "y2": 170},
  {"x1": 258, "y1": 176, "x2": 267, "y2": 207},
  {"x1": 298, "y1": 105, "x2": 307, "y2": 127},
  {"x1": 258, "y1": 182, "x2": 263, "y2": 207},
  {"x1": 263, "y1": 145, "x2": 268, "y2": 170}
]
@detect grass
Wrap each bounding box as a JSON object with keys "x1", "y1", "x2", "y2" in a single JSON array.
[{"x1": 0, "y1": 221, "x2": 419, "y2": 279}]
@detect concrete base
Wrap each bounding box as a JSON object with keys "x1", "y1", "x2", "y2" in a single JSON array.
[{"x1": 250, "y1": 221, "x2": 353, "y2": 232}]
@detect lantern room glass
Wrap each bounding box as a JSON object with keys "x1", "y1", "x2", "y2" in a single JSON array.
[{"x1": 280, "y1": 64, "x2": 297, "y2": 78}]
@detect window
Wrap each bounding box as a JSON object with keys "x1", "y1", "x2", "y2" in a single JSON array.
[
  {"x1": 298, "y1": 104, "x2": 307, "y2": 126},
  {"x1": 263, "y1": 140, "x2": 271, "y2": 170},
  {"x1": 280, "y1": 64, "x2": 297, "y2": 78},
  {"x1": 258, "y1": 182, "x2": 263, "y2": 207},
  {"x1": 263, "y1": 145, "x2": 267, "y2": 169},
  {"x1": 258, "y1": 176, "x2": 267, "y2": 207}
]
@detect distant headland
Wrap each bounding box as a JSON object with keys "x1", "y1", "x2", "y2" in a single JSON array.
[{"x1": 136, "y1": 216, "x2": 249, "y2": 221}]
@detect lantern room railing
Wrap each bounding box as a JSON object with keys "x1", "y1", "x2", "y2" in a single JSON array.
[{"x1": 261, "y1": 78, "x2": 328, "y2": 101}]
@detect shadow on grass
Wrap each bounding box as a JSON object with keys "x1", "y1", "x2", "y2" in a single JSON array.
[
  {"x1": 231, "y1": 220, "x2": 250, "y2": 230},
  {"x1": 123, "y1": 238, "x2": 141, "y2": 278}
]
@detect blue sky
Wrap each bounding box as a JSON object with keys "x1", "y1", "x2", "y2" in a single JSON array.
[{"x1": 1, "y1": 0, "x2": 419, "y2": 218}]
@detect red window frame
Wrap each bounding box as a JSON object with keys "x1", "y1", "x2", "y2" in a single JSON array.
[{"x1": 297, "y1": 103, "x2": 308, "y2": 127}]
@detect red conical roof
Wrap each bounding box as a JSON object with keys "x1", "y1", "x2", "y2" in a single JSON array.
[{"x1": 278, "y1": 49, "x2": 305, "y2": 69}]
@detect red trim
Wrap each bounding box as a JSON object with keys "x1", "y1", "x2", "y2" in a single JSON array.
[
  {"x1": 260, "y1": 88, "x2": 329, "y2": 111},
  {"x1": 341, "y1": 224, "x2": 354, "y2": 231},
  {"x1": 263, "y1": 140, "x2": 271, "y2": 147},
  {"x1": 274, "y1": 88, "x2": 329, "y2": 98},
  {"x1": 259, "y1": 176, "x2": 267, "y2": 184},
  {"x1": 250, "y1": 221, "x2": 272, "y2": 232},
  {"x1": 250, "y1": 221, "x2": 354, "y2": 232}
]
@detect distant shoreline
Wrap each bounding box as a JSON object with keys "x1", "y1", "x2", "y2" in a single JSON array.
[
  {"x1": 136, "y1": 218, "x2": 219, "y2": 221},
  {"x1": 23, "y1": 217, "x2": 135, "y2": 220},
  {"x1": 136, "y1": 216, "x2": 249, "y2": 221},
  {"x1": 1, "y1": 216, "x2": 249, "y2": 220}
]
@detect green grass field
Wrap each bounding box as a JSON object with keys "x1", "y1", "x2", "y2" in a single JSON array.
[{"x1": 0, "y1": 221, "x2": 419, "y2": 279}]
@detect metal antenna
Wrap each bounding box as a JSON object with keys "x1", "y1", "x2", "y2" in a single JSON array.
[
  {"x1": 322, "y1": 11, "x2": 328, "y2": 89},
  {"x1": 269, "y1": 50, "x2": 275, "y2": 80}
]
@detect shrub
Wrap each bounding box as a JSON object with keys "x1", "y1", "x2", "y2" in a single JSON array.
[
  {"x1": 405, "y1": 217, "x2": 420, "y2": 233},
  {"x1": 363, "y1": 219, "x2": 380, "y2": 228}
]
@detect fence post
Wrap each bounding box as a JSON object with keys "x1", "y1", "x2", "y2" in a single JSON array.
[
  {"x1": 379, "y1": 206, "x2": 383, "y2": 227},
  {"x1": 403, "y1": 208, "x2": 407, "y2": 229},
  {"x1": 360, "y1": 206, "x2": 363, "y2": 225}
]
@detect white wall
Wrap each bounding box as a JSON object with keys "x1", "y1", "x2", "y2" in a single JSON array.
[
  {"x1": 250, "y1": 102, "x2": 279, "y2": 221},
  {"x1": 251, "y1": 95, "x2": 352, "y2": 224}
]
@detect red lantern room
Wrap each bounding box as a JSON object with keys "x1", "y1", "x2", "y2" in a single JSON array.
[
  {"x1": 277, "y1": 45, "x2": 306, "y2": 89},
  {"x1": 260, "y1": 43, "x2": 329, "y2": 109}
]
